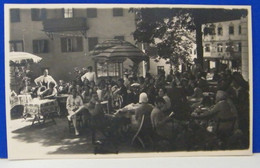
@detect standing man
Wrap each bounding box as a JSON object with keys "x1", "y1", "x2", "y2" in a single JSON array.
[
  {"x1": 191, "y1": 58, "x2": 203, "y2": 79},
  {"x1": 34, "y1": 68, "x2": 57, "y2": 89},
  {"x1": 117, "y1": 78, "x2": 128, "y2": 107},
  {"x1": 81, "y1": 66, "x2": 97, "y2": 84}
]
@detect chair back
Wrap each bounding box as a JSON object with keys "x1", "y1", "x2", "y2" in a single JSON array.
[
  {"x1": 131, "y1": 114, "x2": 154, "y2": 148},
  {"x1": 132, "y1": 115, "x2": 145, "y2": 144},
  {"x1": 216, "y1": 117, "x2": 237, "y2": 136}
]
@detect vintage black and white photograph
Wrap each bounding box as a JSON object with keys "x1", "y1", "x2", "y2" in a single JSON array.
[{"x1": 5, "y1": 4, "x2": 252, "y2": 159}]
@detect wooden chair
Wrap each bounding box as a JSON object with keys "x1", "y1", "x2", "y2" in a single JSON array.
[
  {"x1": 101, "y1": 100, "x2": 110, "y2": 114},
  {"x1": 131, "y1": 115, "x2": 153, "y2": 149},
  {"x1": 216, "y1": 117, "x2": 237, "y2": 135},
  {"x1": 216, "y1": 117, "x2": 237, "y2": 148}
]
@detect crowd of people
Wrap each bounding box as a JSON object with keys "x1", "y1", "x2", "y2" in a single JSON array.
[{"x1": 14, "y1": 60, "x2": 250, "y2": 150}]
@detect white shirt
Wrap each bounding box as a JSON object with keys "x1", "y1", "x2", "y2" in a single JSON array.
[
  {"x1": 124, "y1": 77, "x2": 130, "y2": 87},
  {"x1": 81, "y1": 72, "x2": 97, "y2": 83},
  {"x1": 66, "y1": 95, "x2": 83, "y2": 111},
  {"x1": 34, "y1": 75, "x2": 57, "y2": 88},
  {"x1": 163, "y1": 95, "x2": 172, "y2": 111}
]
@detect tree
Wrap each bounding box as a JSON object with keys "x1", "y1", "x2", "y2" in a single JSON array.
[
  {"x1": 131, "y1": 8, "x2": 247, "y2": 69},
  {"x1": 132, "y1": 8, "x2": 196, "y2": 70}
]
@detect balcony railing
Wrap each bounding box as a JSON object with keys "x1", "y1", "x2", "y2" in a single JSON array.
[{"x1": 42, "y1": 17, "x2": 88, "y2": 32}]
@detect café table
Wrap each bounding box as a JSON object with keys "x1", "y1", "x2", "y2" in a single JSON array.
[
  {"x1": 102, "y1": 103, "x2": 144, "y2": 141},
  {"x1": 187, "y1": 96, "x2": 203, "y2": 106},
  {"x1": 114, "y1": 103, "x2": 153, "y2": 131},
  {"x1": 191, "y1": 107, "x2": 215, "y2": 132},
  {"x1": 24, "y1": 98, "x2": 60, "y2": 126},
  {"x1": 17, "y1": 94, "x2": 32, "y2": 105},
  {"x1": 10, "y1": 94, "x2": 32, "y2": 109}
]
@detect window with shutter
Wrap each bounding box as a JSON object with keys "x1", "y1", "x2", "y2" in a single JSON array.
[
  {"x1": 113, "y1": 8, "x2": 123, "y2": 17},
  {"x1": 10, "y1": 40, "x2": 24, "y2": 51},
  {"x1": 60, "y1": 37, "x2": 83, "y2": 52},
  {"x1": 31, "y1": 9, "x2": 47, "y2": 21},
  {"x1": 217, "y1": 43, "x2": 223, "y2": 52},
  {"x1": 88, "y1": 37, "x2": 98, "y2": 51},
  {"x1": 87, "y1": 8, "x2": 97, "y2": 18},
  {"x1": 33, "y1": 40, "x2": 38, "y2": 53},
  {"x1": 205, "y1": 44, "x2": 210, "y2": 52},
  {"x1": 32, "y1": 40, "x2": 49, "y2": 53},
  {"x1": 61, "y1": 38, "x2": 67, "y2": 52},
  {"x1": 217, "y1": 27, "x2": 223, "y2": 36},
  {"x1": 67, "y1": 38, "x2": 73, "y2": 52},
  {"x1": 10, "y1": 9, "x2": 20, "y2": 22},
  {"x1": 76, "y1": 37, "x2": 83, "y2": 51},
  {"x1": 229, "y1": 25, "x2": 234, "y2": 35}
]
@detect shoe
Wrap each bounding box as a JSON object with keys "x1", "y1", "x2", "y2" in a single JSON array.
[
  {"x1": 75, "y1": 130, "x2": 79, "y2": 136},
  {"x1": 67, "y1": 115, "x2": 71, "y2": 121}
]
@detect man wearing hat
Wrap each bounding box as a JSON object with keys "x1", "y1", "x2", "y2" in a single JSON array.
[{"x1": 135, "y1": 92, "x2": 153, "y2": 125}]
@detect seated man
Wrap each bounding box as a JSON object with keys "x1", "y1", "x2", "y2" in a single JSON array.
[
  {"x1": 40, "y1": 82, "x2": 57, "y2": 99},
  {"x1": 66, "y1": 88, "x2": 83, "y2": 136},
  {"x1": 127, "y1": 84, "x2": 140, "y2": 104},
  {"x1": 115, "y1": 92, "x2": 154, "y2": 131},
  {"x1": 57, "y1": 80, "x2": 68, "y2": 94},
  {"x1": 134, "y1": 92, "x2": 154, "y2": 129},
  {"x1": 151, "y1": 97, "x2": 174, "y2": 140},
  {"x1": 117, "y1": 78, "x2": 128, "y2": 107},
  {"x1": 191, "y1": 90, "x2": 238, "y2": 134}
]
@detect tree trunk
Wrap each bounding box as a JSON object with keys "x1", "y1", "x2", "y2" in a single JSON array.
[{"x1": 195, "y1": 22, "x2": 204, "y2": 69}]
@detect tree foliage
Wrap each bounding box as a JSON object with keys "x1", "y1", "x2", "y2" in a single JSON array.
[
  {"x1": 131, "y1": 8, "x2": 196, "y2": 68},
  {"x1": 130, "y1": 8, "x2": 247, "y2": 68}
]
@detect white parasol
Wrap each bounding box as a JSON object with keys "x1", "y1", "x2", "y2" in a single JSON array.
[{"x1": 9, "y1": 52, "x2": 42, "y2": 63}]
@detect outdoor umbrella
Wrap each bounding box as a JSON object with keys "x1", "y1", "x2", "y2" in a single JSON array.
[
  {"x1": 91, "y1": 39, "x2": 148, "y2": 77},
  {"x1": 9, "y1": 52, "x2": 42, "y2": 63},
  {"x1": 92, "y1": 44, "x2": 148, "y2": 63}
]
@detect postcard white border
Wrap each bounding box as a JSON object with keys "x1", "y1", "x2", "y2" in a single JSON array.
[{"x1": 4, "y1": 4, "x2": 253, "y2": 160}]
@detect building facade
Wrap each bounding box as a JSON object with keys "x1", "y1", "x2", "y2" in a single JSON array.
[
  {"x1": 147, "y1": 44, "x2": 197, "y2": 76},
  {"x1": 9, "y1": 8, "x2": 136, "y2": 81},
  {"x1": 202, "y1": 17, "x2": 249, "y2": 81}
]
